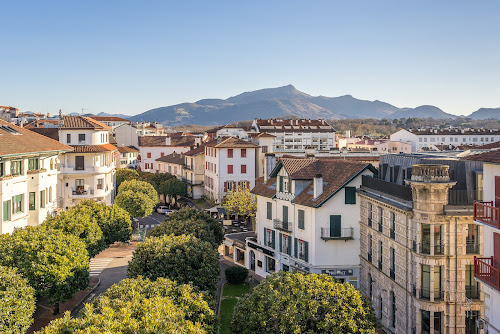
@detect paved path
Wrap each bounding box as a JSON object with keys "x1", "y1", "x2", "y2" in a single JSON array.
[{"x1": 89, "y1": 257, "x2": 114, "y2": 276}]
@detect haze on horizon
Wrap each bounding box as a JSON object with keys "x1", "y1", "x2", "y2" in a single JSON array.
[{"x1": 1, "y1": 1, "x2": 499, "y2": 117}]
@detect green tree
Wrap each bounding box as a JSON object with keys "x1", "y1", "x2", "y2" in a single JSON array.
[
  {"x1": 0, "y1": 227, "x2": 89, "y2": 313},
  {"x1": 0, "y1": 265, "x2": 36, "y2": 334},
  {"x1": 116, "y1": 168, "x2": 139, "y2": 188},
  {"x1": 231, "y1": 271, "x2": 377, "y2": 334},
  {"x1": 116, "y1": 179, "x2": 158, "y2": 217},
  {"x1": 148, "y1": 207, "x2": 224, "y2": 248},
  {"x1": 128, "y1": 234, "x2": 220, "y2": 293},
  {"x1": 78, "y1": 199, "x2": 132, "y2": 244},
  {"x1": 223, "y1": 186, "x2": 257, "y2": 218},
  {"x1": 38, "y1": 277, "x2": 218, "y2": 334},
  {"x1": 158, "y1": 177, "x2": 187, "y2": 201},
  {"x1": 43, "y1": 206, "x2": 105, "y2": 257}
]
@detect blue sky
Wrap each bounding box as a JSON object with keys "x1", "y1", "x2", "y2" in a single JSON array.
[{"x1": 1, "y1": 1, "x2": 499, "y2": 116}]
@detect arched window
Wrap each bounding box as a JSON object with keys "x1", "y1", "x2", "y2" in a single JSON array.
[{"x1": 50, "y1": 159, "x2": 54, "y2": 170}]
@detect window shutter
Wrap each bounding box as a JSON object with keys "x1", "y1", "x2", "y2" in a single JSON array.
[
  {"x1": 345, "y1": 187, "x2": 356, "y2": 204},
  {"x1": 287, "y1": 236, "x2": 292, "y2": 255},
  {"x1": 283, "y1": 206, "x2": 288, "y2": 223},
  {"x1": 264, "y1": 228, "x2": 267, "y2": 245},
  {"x1": 279, "y1": 233, "x2": 282, "y2": 252},
  {"x1": 267, "y1": 202, "x2": 272, "y2": 220},
  {"x1": 298, "y1": 210, "x2": 304, "y2": 229},
  {"x1": 330, "y1": 215, "x2": 341, "y2": 237},
  {"x1": 294, "y1": 238, "x2": 298, "y2": 258},
  {"x1": 305, "y1": 241, "x2": 309, "y2": 262},
  {"x1": 271, "y1": 230, "x2": 275, "y2": 249},
  {"x1": 224, "y1": 182, "x2": 227, "y2": 192},
  {"x1": 279, "y1": 176, "x2": 283, "y2": 192}
]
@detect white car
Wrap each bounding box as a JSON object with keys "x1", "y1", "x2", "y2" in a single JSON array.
[{"x1": 157, "y1": 206, "x2": 170, "y2": 214}]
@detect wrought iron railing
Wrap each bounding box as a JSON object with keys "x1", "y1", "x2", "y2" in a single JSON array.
[
  {"x1": 320, "y1": 227, "x2": 353, "y2": 240},
  {"x1": 273, "y1": 219, "x2": 292, "y2": 232}
]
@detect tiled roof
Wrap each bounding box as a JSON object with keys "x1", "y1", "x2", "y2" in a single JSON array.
[
  {"x1": 61, "y1": 116, "x2": 111, "y2": 130},
  {"x1": 117, "y1": 146, "x2": 139, "y2": 153},
  {"x1": 28, "y1": 128, "x2": 60, "y2": 141},
  {"x1": 90, "y1": 116, "x2": 130, "y2": 122},
  {"x1": 473, "y1": 141, "x2": 500, "y2": 149},
  {"x1": 184, "y1": 145, "x2": 204, "y2": 156},
  {"x1": 138, "y1": 136, "x2": 196, "y2": 147},
  {"x1": 255, "y1": 118, "x2": 335, "y2": 133},
  {"x1": 24, "y1": 119, "x2": 59, "y2": 129},
  {"x1": 409, "y1": 128, "x2": 500, "y2": 135},
  {"x1": 0, "y1": 120, "x2": 71, "y2": 157},
  {"x1": 156, "y1": 152, "x2": 185, "y2": 165},
  {"x1": 252, "y1": 157, "x2": 375, "y2": 208},
  {"x1": 71, "y1": 144, "x2": 117, "y2": 153},
  {"x1": 462, "y1": 150, "x2": 500, "y2": 163},
  {"x1": 205, "y1": 137, "x2": 259, "y2": 148}
]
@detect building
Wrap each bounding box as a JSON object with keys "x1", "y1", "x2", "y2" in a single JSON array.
[
  {"x1": 465, "y1": 151, "x2": 500, "y2": 333},
  {"x1": 248, "y1": 157, "x2": 376, "y2": 285},
  {"x1": 138, "y1": 135, "x2": 199, "y2": 172},
  {"x1": 89, "y1": 116, "x2": 130, "y2": 129},
  {"x1": 57, "y1": 116, "x2": 118, "y2": 209},
  {"x1": 0, "y1": 120, "x2": 72, "y2": 234},
  {"x1": 347, "y1": 138, "x2": 412, "y2": 154},
  {"x1": 0, "y1": 106, "x2": 19, "y2": 122},
  {"x1": 358, "y1": 154, "x2": 484, "y2": 333},
  {"x1": 251, "y1": 118, "x2": 336, "y2": 153},
  {"x1": 204, "y1": 137, "x2": 259, "y2": 203},
  {"x1": 117, "y1": 146, "x2": 139, "y2": 169}
]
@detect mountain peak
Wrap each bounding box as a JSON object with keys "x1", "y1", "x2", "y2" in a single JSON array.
[{"x1": 226, "y1": 84, "x2": 310, "y2": 104}]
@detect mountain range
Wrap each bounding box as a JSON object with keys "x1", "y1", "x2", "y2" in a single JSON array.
[{"x1": 107, "y1": 85, "x2": 498, "y2": 125}]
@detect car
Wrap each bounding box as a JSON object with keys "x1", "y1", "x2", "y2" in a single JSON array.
[
  {"x1": 156, "y1": 206, "x2": 170, "y2": 214},
  {"x1": 164, "y1": 209, "x2": 174, "y2": 216}
]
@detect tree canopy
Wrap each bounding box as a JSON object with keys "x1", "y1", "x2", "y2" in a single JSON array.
[
  {"x1": 0, "y1": 265, "x2": 36, "y2": 334},
  {"x1": 116, "y1": 179, "x2": 158, "y2": 218},
  {"x1": 158, "y1": 178, "x2": 187, "y2": 199},
  {"x1": 231, "y1": 271, "x2": 377, "y2": 334},
  {"x1": 116, "y1": 168, "x2": 139, "y2": 188},
  {"x1": 148, "y1": 207, "x2": 224, "y2": 248},
  {"x1": 118, "y1": 179, "x2": 158, "y2": 201},
  {"x1": 38, "y1": 277, "x2": 218, "y2": 334},
  {"x1": 0, "y1": 227, "x2": 89, "y2": 307},
  {"x1": 223, "y1": 186, "x2": 257, "y2": 218},
  {"x1": 128, "y1": 234, "x2": 219, "y2": 293}
]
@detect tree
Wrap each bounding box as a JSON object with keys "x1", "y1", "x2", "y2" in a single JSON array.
[
  {"x1": 116, "y1": 168, "x2": 139, "y2": 188},
  {"x1": 148, "y1": 207, "x2": 224, "y2": 248},
  {"x1": 159, "y1": 178, "x2": 187, "y2": 201},
  {"x1": 223, "y1": 185, "x2": 257, "y2": 218},
  {"x1": 128, "y1": 234, "x2": 220, "y2": 293},
  {"x1": 225, "y1": 266, "x2": 248, "y2": 285},
  {"x1": 116, "y1": 179, "x2": 158, "y2": 217},
  {"x1": 230, "y1": 271, "x2": 377, "y2": 334},
  {"x1": 118, "y1": 179, "x2": 158, "y2": 201},
  {"x1": 0, "y1": 265, "x2": 36, "y2": 334},
  {"x1": 0, "y1": 227, "x2": 89, "y2": 313},
  {"x1": 38, "y1": 277, "x2": 218, "y2": 334},
  {"x1": 42, "y1": 206, "x2": 105, "y2": 257},
  {"x1": 78, "y1": 199, "x2": 132, "y2": 244}
]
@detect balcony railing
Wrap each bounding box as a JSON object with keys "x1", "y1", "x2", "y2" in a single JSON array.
[
  {"x1": 474, "y1": 201, "x2": 500, "y2": 229},
  {"x1": 474, "y1": 256, "x2": 500, "y2": 292},
  {"x1": 465, "y1": 285, "x2": 481, "y2": 299},
  {"x1": 320, "y1": 227, "x2": 353, "y2": 240},
  {"x1": 414, "y1": 288, "x2": 444, "y2": 301},
  {"x1": 417, "y1": 243, "x2": 444, "y2": 256},
  {"x1": 273, "y1": 219, "x2": 292, "y2": 233},
  {"x1": 466, "y1": 240, "x2": 480, "y2": 254}
]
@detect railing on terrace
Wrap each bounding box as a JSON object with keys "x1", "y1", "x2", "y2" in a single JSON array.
[
  {"x1": 320, "y1": 227, "x2": 353, "y2": 240},
  {"x1": 466, "y1": 240, "x2": 480, "y2": 254},
  {"x1": 474, "y1": 256, "x2": 500, "y2": 292},
  {"x1": 273, "y1": 219, "x2": 292, "y2": 233},
  {"x1": 361, "y1": 175, "x2": 413, "y2": 201},
  {"x1": 474, "y1": 201, "x2": 500, "y2": 229}
]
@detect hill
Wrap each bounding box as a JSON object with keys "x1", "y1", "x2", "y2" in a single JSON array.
[
  {"x1": 468, "y1": 108, "x2": 500, "y2": 120},
  {"x1": 389, "y1": 105, "x2": 455, "y2": 119}
]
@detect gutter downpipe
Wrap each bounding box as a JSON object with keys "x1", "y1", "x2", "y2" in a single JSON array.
[
  {"x1": 406, "y1": 214, "x2": 410, "y2": 333},
  {"x1": 455, "y1": 216, "x2": 458, "y2": 333}
]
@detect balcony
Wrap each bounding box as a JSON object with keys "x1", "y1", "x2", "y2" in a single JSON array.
[
  {"x1": 273, "y1": 219, "x2": 292, "y2": 233},
  {"x1": 320, "y1": 227, "x2": 353, "y2": 241},
  {"x1": 70, "y1": 187, "x2": 94, "y2": 198},
  {"x1": 474, "y1": 257, "x2": 500, "y2": 292},
  {"x1": 466, "y1": 240, "x2": 480, "y2": 254},
  {"x1": 417, "y1": 242, "x2": 444, "y2": 256},
  {"x1": 414, "y1": 288, "x2": 444, "y2": 301},
  {"x1": 474, "y1": 201, "x2": 500, "y2": 229},
  {"x1": 465, "y1": 285, "x2": 481, "y2": 300}
]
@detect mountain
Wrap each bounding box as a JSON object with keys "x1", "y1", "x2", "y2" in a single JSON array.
[
  {"x1": 129, "y1": 85, "x2": 461, "y2": 125},
  {"x1": 95, "y1": 112, "x2": 132, "y2": 119},
  {"x1": 468, "y1": 108, "x2": 500, "y2": 120}
]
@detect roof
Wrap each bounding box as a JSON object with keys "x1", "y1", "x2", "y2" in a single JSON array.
[
  {"x1": 205, "y1": 137, "x2": 259, "y2": 149},
  {"x1": 0, "y1": 120, "x2": 71, "y2": 157},
  {"x1": 61, "y1": 116, "x2": 111, "y2": 130},
  {"x1": 254, "y1": 118, "x2": 335, "y2": 133},
  {"x1": 90, "y1": 116, "x2": 130, "y2": 122},
  {"x1": 409, "y1": 128, "x2": 500, "y2": 136},
  {"x1": 462, "y1": 151, "x2": 500, "y2": 164},
  {"x1": 156, "y1": 152, "x2": 185, "y2": 164},
  {"x1": 252, "y1": 157, "x2": 376, "y2": 208},
  {"x1": 117, "y1": 146, "x2": 139, "y2": 153},
  {"x1": 138, "y1": 135, "x2": 196, "y2": 147},
  {"x1": 28, "y1": 128, "x2": 60, "y2": 141},
  {"x1": 24, "y1": 119, "x2": 59, "y2": 129},
  {"x1": 71, "y1": 144, "x2": 117, "y2": 153},
  {"x1": 473, "y1": 141, "x2": 500, "y2": 149},
  {"x1": 184, "y1": 145, "x2": 204, "y2": 156},
  {"x1": 257, "y1": 132, "x2": 275, "y2": 138}
]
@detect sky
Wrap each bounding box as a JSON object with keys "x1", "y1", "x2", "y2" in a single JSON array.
[{"x1": 1, "y1": 1, "x2": 500, "y2": 117}]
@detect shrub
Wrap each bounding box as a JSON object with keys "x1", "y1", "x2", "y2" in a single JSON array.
[{"x1": 225, "y1": 266, "x2": 249, "y2": 285}]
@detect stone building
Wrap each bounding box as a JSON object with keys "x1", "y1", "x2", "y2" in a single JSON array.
[{"x1": 359, "y1": 159, "x2": 484, "y2": 333}]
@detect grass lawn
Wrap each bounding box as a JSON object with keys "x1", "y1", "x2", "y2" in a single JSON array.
[{"x1": 220, "y1": 283, "x2": 249, "y2": 334}]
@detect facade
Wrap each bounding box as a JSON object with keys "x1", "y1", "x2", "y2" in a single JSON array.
[
  {"x1": 117, "y1": 146, "x2": 139, "y2": 169},
  {"x1": 359, "y1": 155, "x2": 484, "y2": 333},
  {"x1": 0, "y1": 120, "x2": 71, "y2": 234},
  {"x1": 57, "y1": 116, "x2": 118, "y2": 209},
  {"x1": 347, "y1": 139, "x2": 412, "y2": 154},
  {"x1": 0, "y1": 106, "x2": 19, "y2": 122},
  {"x1": 138, "y1": 135, "x2": 199, "y2": 172},
  {"x1": 248, "y1": 157, "x2": 375, "y2": 285},
  {"x1": 251, "y1": 118, "x2": 336, "y2": 153}
]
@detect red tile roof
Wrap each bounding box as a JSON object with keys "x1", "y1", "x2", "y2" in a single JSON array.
[
  {"x1": 28, "y1": 128, "x2": 60, "y2": 141},
  {"x1": 205, "y1": 137, "x2": 259, "y2": 148},
  {"x1": 61, "y1": 116, "x2": 111, "y2": 130},
  {"x1": 462, "y1": 151, "x2": 500, "y2": 163},
  {"x1": 184, "y1": 145, "x2": 204, "y2": 156},
  {"x1": 255, "y1": 118, "x2": 335, "y2": 133},
  {"x1": 71, "y1": 144, "x2": 117, "y2": 153},
  {"x1": 156, "y1": 152, "x2": 185, "y2": 164},
  {"x1": 117, "y1": 146, "x2": 139, "y2": 153}
]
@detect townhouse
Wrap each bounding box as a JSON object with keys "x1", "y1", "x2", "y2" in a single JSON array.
[
  {"x1": 89, "y1": 116, "x2": 130, "y2": 129},
  {"x1": 117, "y1": 146, "x2": 139, "y2": 169},
  {"x1": 138, "y1": 135, "x2": 199, "y2": 172},
  {"x1": 248, "y1": 157, "x2": 376, "y2": 286},
  {"x1": 0, "y1": 120, "x2": 71, "y2": 233}
]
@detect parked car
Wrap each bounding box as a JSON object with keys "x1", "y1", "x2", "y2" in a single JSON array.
[
  {"x1": 157, "y1": 206, "x2": 170, "y2": 214},
  {"x1": 164, "y1": 209, "x2": 174, "y2": 216}
]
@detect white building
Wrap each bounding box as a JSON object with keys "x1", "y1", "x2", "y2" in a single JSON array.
[
  {"x1": 117, "y1": 146, "x2": 139, "y2": 169},
  {"x1": 248, "y1": 157, "x2": 376, "y2": 285},
  {"x1": 467, "y1": 151, "x2": 500, "y2": 333},
  {"x1": 138, "y1": 135, "x2": 199, "y2": 172},
  {"x1": 57, "y1": 116, "x2": 118, "y2": 209},
  {"x1": 90, "y1": 116, "x2": 130, "y2": 129},
  {"x1": 1, "y1": 120, "x2": 71, "y2": 234},
  {"x1": 204, "y1": 137, "x2": 259, "y2": 203},
  {"x1": 251, "y1": 118, "x2": 336, "y2": 153}
]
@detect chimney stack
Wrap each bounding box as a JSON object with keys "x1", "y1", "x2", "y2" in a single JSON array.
[
  {"x1": 313, "y1": 173, "x2": 323, "y2": 199},
  {"x1": 165, "y1": 136, "x2": 171, "y2": 145}
]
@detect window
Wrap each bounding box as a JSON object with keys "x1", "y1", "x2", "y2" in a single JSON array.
[
  {"x1": 265, "y1": 256, "x2": 275, "y2": 273},
  {"x1": 391, "y1": 292, "x2": 396, "y2": 329},
  {"x1": 434, "y1": 312, "x2": 442, "y2": 334},
  {"x1": 296, "y1": 239, "x2": 308, "y2": 262},
  {"x1": 67, "y1": 133, "x2": 71, "y2": 143},
  {"x1": 378, "y1": 207, "x2": 383, "y2": 233},
  {"x1": 75, "y1": 156, "x2": 84, "y2": 170},
  {"x1": 421, "y1": 310, "x2": 431, "y2": 334},
  {"x1": 267, "y1": 202, "x2": 272, "y2": 220},
  {"x1": 241, "y1": 165, "x2": 247, "y2": 173},
  {"x1": 50, "y1": 159, "x2": 54, "y2": 170},
  {"x1": 78, "y1": 134, "x2": 85, "y2": 143},
  {"x1": 434, "y1": 266, "x2": 442, "y2": 300},
  {"x1": 75, "y1": 179, "x2": 84, "y2": 194},
  {"x1": 282, "y1": 206, "x2": 288, "y2": 223},
  {"x1": 28, "y1": 158, "x2": 39, "y2": 171},
  {"x1": 329, "y1": 215, "x2": 341, "y2": 237},
  {"x1": 434, "y1": 225, "x2": 443, "y2": 255},
  {"x1": 39, "y1": 190, "x2": 45, "y2": 208},
  {"x1": 345, "y1": 186, "x2": 356, "y2": 204},
  {"x1": 465, "y1": 265, "x2": 479, "y2": 299},
  {"x1": 0, "y1": 162, "x2": 3, "y2": 176},
  {"x1": 97, "y1": 178, "x2": 104, "y2": 190},
  {"x1": 29, "y1": 192, "x2": 36, "y2": 210},
  {"x1": 10, "y1": 160, "x2": 22, "y2": 175},
  {"x1": 228, "y1": 149, "x2": 233, "y2": 158},
  {"x1": 280, "y1": 233, "x2": 291, "y2": 255},
  {"x1": 466, "y1": 224, "x2": 479, "y2": 254},
  {"x1": 160, "y1": 153, "x2": 164, "y2": 157},
  {"x1": 368, "y1": 203, "x2": 372, "y2": 227},
  {"x1": 298, "y1": 209, "x2": 304, "y2": 229},
  {"x1": 12, "y1": 194, "x2": 23, "y2": 213},
  {"x1": 241, "y1": 149, "x2": 246, "y2": 158},
  {"x1": 264, "y1": 228, "x2": 275, "y2": 248},
  {"x1": 368, "y1": 274, "x2": 373, "y2": 298},
  {"x1": 378, "y1": 241, "x2": 383, "y2": 270},
  {"x1": 228, "y1": 165, "x2": 233, "y2": 174},
  {"x1": 368, "y1": 234, "x2": 372, "y2": 262},
  {"x1": 262, "y1": 146, "x2": 268, "y2": 153},
  {"x1": 3, "y1": 201, "x2": 11, "y2": 221},
  {"x1": 147, "y1": 152, "x2": 151, "y2": 158},
  {"x1": 390, "y1": 247, "x2": 395, "y2": 280},
  {"x1": 421, "y1": 264, "x2": 431, "y2": 300}
]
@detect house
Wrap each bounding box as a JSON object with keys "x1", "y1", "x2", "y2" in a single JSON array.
[
  {"x1": 204, "y1": 137, "x2": 259, "y2": 203},
  {"x1": 0, "y1": 120, "x2": 72, "y2": 234},
  {"x1": 117, "y1": 146, "x2": 139, "y2": 169},
  {"x1": 248, "y1": 157, "x2": 376, "y2": 285},
  {"x1": 57, "y1": 116, "x2": 118, "y2": 209},
  {"x1": 0, "y1": 106, "x2": 19, "y2": 122},
  {"x1": 89, "y1": 116, "x2": 130, "y2": 129},
  {"x1": 358, "y1": 154, "x2": 484, "y2": 333},
  {"x1": 347, "y1": 138, "x2": 412, "y2": 154},
  {"x1": 138, "y1": 135, "x2": 199, "y2": 172}
]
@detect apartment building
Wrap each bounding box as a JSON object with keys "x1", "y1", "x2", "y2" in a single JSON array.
[
  {"x1": 347, "y1": 139, "x2": 412, "y2": 154},
  {"x1": 0, "y1": 120, "x2": 71, "y2": 234},
  {"x1": 466, "y1": 151, "x2": 500, "y2": 334},
  {"x1": 0, "y1": 106, "x2": 19, "y2": 122},
  {"x1": 251, "y1": 118, "x2": 336, "y2": 153},
  {"x1": 57, "y1": 116, "x2": 118, "y2": 209},
  {"x1": 138, "y1": 135, "x2": 199, "y2": 172},
  {"x1": 248, "y1": 157, "x2": 376, "y2": 285},
  {"x1": 117, "y1": 146, "x2": 139, "y2": 169},
  {"x1": 204, "y1": 137, "x2": 259, "y2": 203},
  {"x1": 359, "y1": 155, "x2": 484, "y2": 333}
]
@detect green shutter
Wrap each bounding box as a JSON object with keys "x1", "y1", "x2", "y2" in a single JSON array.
[
  {"x1": 279, "y1": 176, "x2": 283, "y2": 192},
  {"x1": 304, "y1": 241, "x2": 309, "y2": 262},
  {"x1": 330, "y1": 215, "x2": 341, "y2": 237},
  {"x1": 279, "y1": 233, "x2": 282, "y2": 252},
  {"x1": 294, "y1": 238, "x2": 298, "y2": 258},
  {"x1": 267, "y1": 202, "x2": 272, "y2": 220},
  {"x1": 288, "y1": 236, "x2": 292, "y2": 255},
  {"x1": 283, "y1": 206, "x2": 288, "y2": 223},
  {"x1": 345, "y1": 187, "x2": 356, "y2": 204},
  {"x1": 264, "y1": 227, "x2": 267, "y2": 245},
  {"x1": 271, "y1": 230, "x2": 275, "y2": 249},
  {"x1": 3, "y1": 201, "x2": 9, "y2": 221},
  {"x1": 298, "y1": 210, "x2": 304, "y2": 229}
]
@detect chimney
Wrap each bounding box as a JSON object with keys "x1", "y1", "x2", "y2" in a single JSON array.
[
  {"x1": 313, "y1": 174, "x2": 323, "y2": 199},
  {"x1": 165, "y1": 136, "x2": 171, "y2": 145}
]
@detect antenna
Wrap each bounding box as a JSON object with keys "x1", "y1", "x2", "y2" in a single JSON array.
[{"x1": 81, "y1": 107, "x2": 88, "y2": 115}]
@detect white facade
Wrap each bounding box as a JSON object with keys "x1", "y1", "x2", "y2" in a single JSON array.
[{"x1": 139, "y1": 145, "x2": 191, "y2": 172}]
